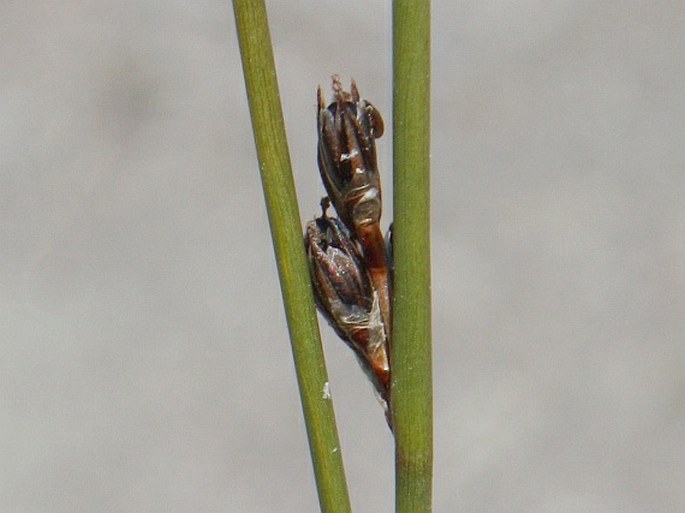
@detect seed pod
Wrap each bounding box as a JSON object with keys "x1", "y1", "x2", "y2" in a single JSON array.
[
  {"x1": 305, "y1": 206, "x2": 390, "y2": 405},
  {"x1": 317, "y1": 75, "x2": 385, "y2": 234}
]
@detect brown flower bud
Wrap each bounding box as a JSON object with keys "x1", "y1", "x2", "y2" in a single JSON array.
[
  {"x1": 317, "y1": 76, "x2": 385, "y2": 234},
  {"x1": 305, "y1": 205, "x2": 390, "y2": 405}
]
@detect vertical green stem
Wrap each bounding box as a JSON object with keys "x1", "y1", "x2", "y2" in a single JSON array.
[
  {"x1": 232, "y1": 2, "x2": 351, "y2": 512},
  {"x1": 392, "y1": 1, "x2": 432, "y2": 512}
]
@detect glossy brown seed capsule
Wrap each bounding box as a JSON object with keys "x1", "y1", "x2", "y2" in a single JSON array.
[
  {"x1": 317, "y1": 75, "x2": 384, "y2": 234},
  {"x1": 305, "y1": 203, "x2": 390, "y2": 408}
]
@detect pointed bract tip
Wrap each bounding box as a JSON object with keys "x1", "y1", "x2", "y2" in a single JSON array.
[
  {"x1": 317, "y1": 86, "x2": 325, "y2": 111},
  {"x1": 350, "y1": 79, "x2": 360, "y2": 102}
]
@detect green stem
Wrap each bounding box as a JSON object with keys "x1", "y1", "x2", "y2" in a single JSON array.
[
  {"x1": 391, "y1": 1, "x2": 433, "y2": 512},
  {"x1": 232, "y1": 2, "x2": 351, "y2": 512}
]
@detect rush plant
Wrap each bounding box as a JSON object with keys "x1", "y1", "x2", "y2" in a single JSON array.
[{"x1": 233, "y1": 1, "x2": 431, "y2": 511}]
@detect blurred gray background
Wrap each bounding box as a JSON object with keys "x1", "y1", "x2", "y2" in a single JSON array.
[{"x1": 2, "y1": 1, "x2": 683, "y2": 512}]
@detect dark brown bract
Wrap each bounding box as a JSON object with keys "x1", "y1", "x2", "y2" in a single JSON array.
[
  {"x1": 317, "y1": 75, "x2": 384, "y2": 235},
  {"x1": 305, "y1": 204, "x2": 390, "y2": 405}
]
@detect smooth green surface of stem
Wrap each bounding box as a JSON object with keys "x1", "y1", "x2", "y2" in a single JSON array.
[
  {"x1": 232, "y1": 2, "x2": 351, "y2": 512},
  {"x1": 392, "y1": 1, "x2": 433, "y2": 512}
]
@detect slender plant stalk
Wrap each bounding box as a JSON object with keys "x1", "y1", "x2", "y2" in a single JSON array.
[
  {"x1": 232, "y1": 2, "x2": 351, "y2": 512},
  {"x1": 391, "y1": 1, "x2": 433, "y2": 512}
]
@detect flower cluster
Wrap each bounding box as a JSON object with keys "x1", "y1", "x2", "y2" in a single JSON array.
[{"x1": 305, "y1": 76, "x2": 393, "y2": 425}]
